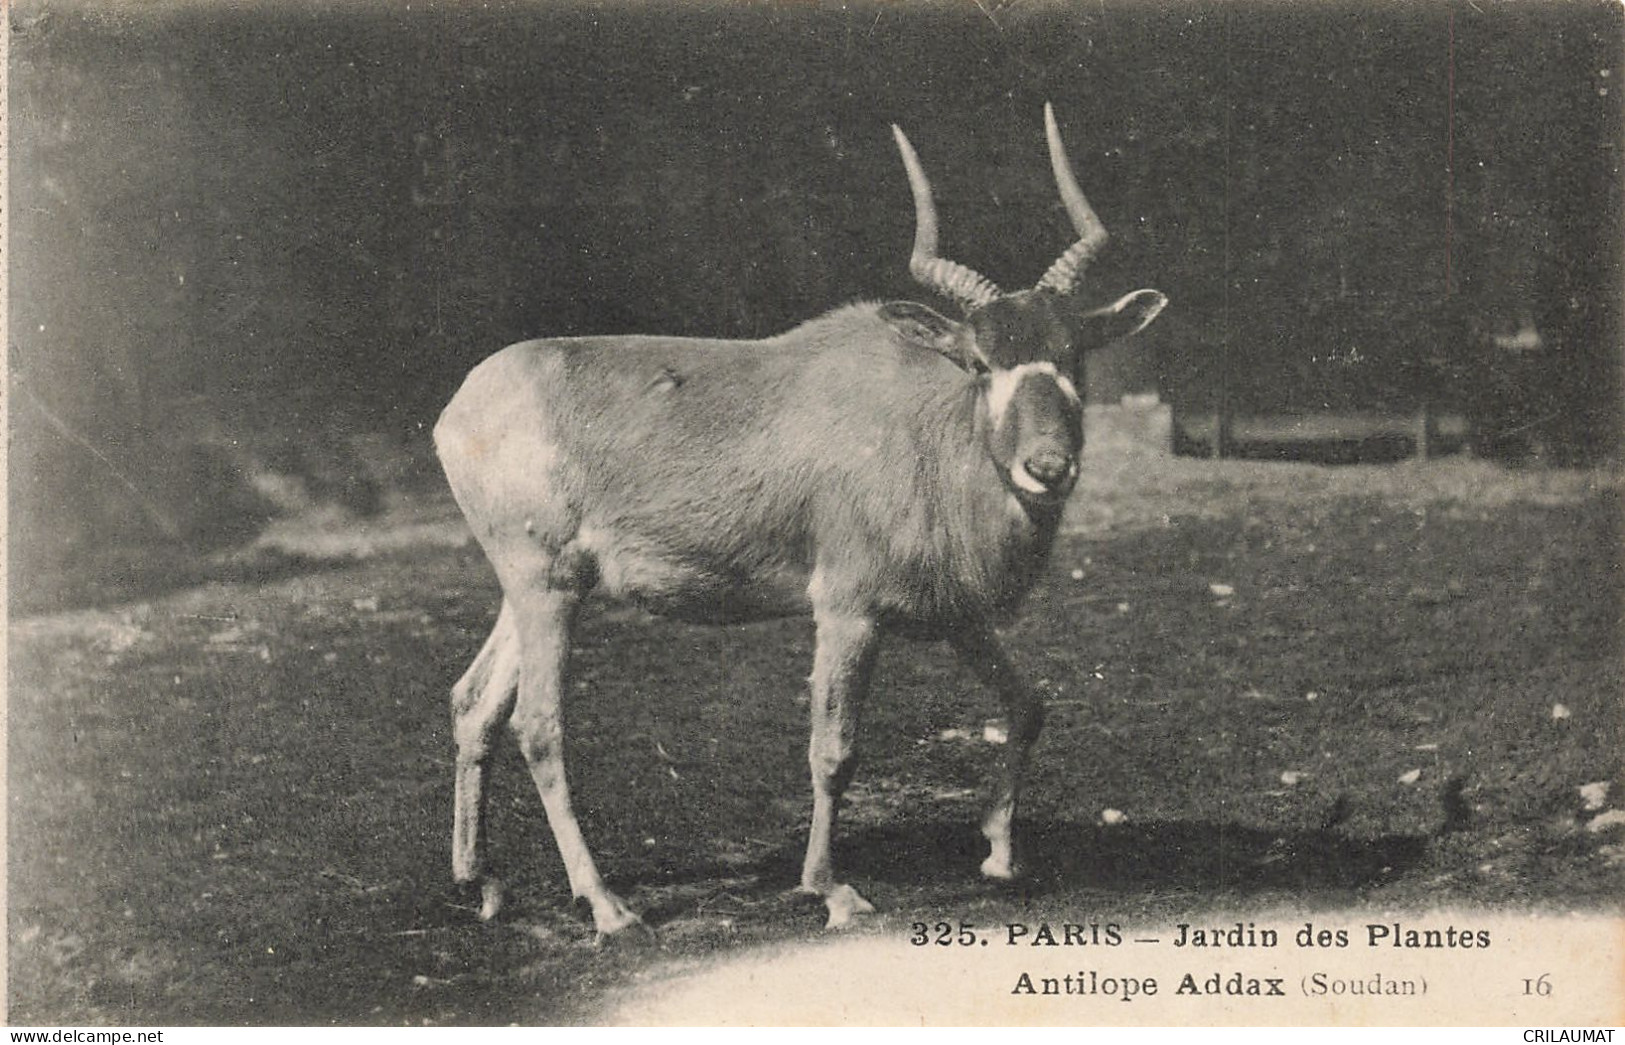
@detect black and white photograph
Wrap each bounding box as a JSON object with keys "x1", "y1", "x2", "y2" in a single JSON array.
[{"x1": 6, "y1": 0, "x2": 1622, "y2": 1028}]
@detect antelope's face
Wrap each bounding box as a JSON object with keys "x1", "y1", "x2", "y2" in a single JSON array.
[
  {"x1": 982, "y1": 361, "x2": 1085, "y2": 506},
  {"x1": 883, "y1": 104, "x2": 1169, "y2": 506}
]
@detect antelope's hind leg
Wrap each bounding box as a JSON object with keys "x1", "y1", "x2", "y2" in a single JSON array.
[
  {"x1": 798, "y1": 608, "x2": 881, "y2": 929},
  {"x1": 507, "y1": 586, "x2": 646, "y2": 940},
  {"x1": 451, "y1": 601, "x2": 521, "y2": 921}
]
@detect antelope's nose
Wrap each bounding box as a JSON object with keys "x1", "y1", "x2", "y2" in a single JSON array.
[{"x1": 1023, "y1": 450, "x2": 1075, "y2": 489}]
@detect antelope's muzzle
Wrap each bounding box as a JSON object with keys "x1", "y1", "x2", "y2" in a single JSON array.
[
  {"x1": 1010, "y1": 448, "x2": 1078, "y2": 501},
  {"x1": 1023, "y1": 449, "x2": 1076, "y2": 490}
]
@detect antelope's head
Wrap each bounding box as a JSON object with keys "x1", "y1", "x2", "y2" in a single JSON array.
[{"x1": 880, "y1": 104, "x2": 1168, "y2": 505}]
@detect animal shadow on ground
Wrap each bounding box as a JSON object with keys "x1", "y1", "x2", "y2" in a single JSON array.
[
  {"x1": 583, "y1": 813, "x2": 1439, "y2": 934},
  {"x1": 838, "y1": 815, "x2": 1432, "y2": 900}
]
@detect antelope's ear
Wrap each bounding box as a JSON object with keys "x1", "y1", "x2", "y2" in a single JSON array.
[
  {"x1": 878, "y1": 301, "x2": 987, "y2": 373},
  {"x1": 1073, "y1": 289, "x2": 1168, "y2": 353}
]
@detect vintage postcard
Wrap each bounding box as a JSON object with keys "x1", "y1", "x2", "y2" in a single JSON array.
[{"x1": 6, "y1": 0, "x2": 1621, "y2": 1029}]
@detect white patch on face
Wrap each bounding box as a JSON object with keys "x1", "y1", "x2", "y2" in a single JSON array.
[
  {"x1": 1054, "y1": 371, "x2": 1081, "y2": 406},
  {"x1": 1008, "y1": 461, "x2": 1050, "y2": 493},
  {"x1": 987, "y1": 362, "x2": 1067, "y2": 428},
  {"x1": 985, "y1": 369, "x2": 1022, "y2": 429}
]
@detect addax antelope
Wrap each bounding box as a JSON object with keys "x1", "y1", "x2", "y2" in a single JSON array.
[{"x1": 434, "y1": 104, "x2": 1167, "y2": 936}]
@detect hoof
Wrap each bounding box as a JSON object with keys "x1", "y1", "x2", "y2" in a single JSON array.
[
  {"x1": 453, "y1": 876, "x2": 505, "y2": 922},
  {"x1": 477, "y1": 880, "x2": 505, "y2": 922},
  {"x1": 822, "y1": 883, "x2": 876, "y2": 929},
  {"x1": 980, "y1": 853, "x2": 1018, "y2": 880},
  {"x1": 588, "y1": 892, "x2": 650, "y2": 941}
]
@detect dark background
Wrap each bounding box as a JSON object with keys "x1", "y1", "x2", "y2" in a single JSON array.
[{"x1": 9, "y1": 0, "x2": 1623, "y2": 596}]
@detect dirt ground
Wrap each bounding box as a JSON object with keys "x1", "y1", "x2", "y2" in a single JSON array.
[{"x1": 7, "y1": 457, "x2": 1621, "y2": 1025}]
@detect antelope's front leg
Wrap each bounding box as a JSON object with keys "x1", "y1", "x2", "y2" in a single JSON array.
[
  {"x1": 799, "y1": 608, "x2": 881, "y2": 928},
  {"x1": 951, "y1": 625, "x2": 1045, "y2": 880}
]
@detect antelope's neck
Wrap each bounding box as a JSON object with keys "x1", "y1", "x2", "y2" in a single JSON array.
[{"x1": 924, "y1": 383, "x2": 1065, "y2": 620}]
